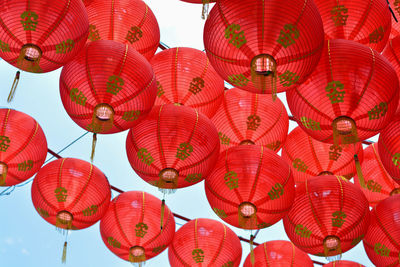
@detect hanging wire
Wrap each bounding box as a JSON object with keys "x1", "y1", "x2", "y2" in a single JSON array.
[{"x1": 387, "y1": 0, "x2": 398, "y2": 22}]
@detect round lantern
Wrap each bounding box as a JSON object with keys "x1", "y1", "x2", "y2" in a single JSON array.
[
  {"x1": 205, "y1": 145, "x2": 295, "y2": 230},
  {"x1": 211, "y1": 88, "x2": 288, "y2": 152},
  {"x1": 203, "y1": 0, "x2": 324, "y2": 95},
  {"x1": 389, "y1": 0, "x2": 400, "y2": 39},
  {"x1": 283, "y1": 175, "x2": 370, "y2": 257},
  {"x1": 150, "y1": 47, "x2": 225, "y2": 118},
  {"x1": 168, "y1": 218, "x2": 242, "y2": 266},
  {"x1": 323, "y1": 260, "x2": 365, "y2": 267},
  {"x1": 354, "y1": 143, "x2": 400, "y2": 207},
  {"x1": 84, "y1": 0, "x2": 160, "y2": 60},
  {"x1": 378, "y1": 116, "x2": 400, "y2": 184},
  {"x1": 126, "y1": 104, "x2": 219, "y2": 191},
  {"x1": 0, "y1": 0, "x2": 89, "y2": 73},
  {"x1": 0, "y1": 109, "x2": 47, "y2": 187},
  {"x1": 363, "y1": 195, "x2": 400, "y2": 266},
  {"x1": 287, "y1": 39, "x2": 399, "y2": 146},
  {"x1": 100, "y1": 191, "x2": 175, "y2": 264},
  {"x1": 243, "y1": 240, "x2": 313, "y2": 267},
  {"x1": 313, "y1": 0, "x2": 391, "y2": 52},
  {"x1": 282, "y1": 127, "x2": 363, "y2": 185}
]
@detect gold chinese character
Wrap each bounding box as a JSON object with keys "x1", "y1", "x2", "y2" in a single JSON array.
[
  {"x1": 218, "y1": 132, "x2": 231, "y2": 145},
  {"x1": 368, "y1": 102, "x2": 387, "y2": 120},
  {"x1": 37, "y1": 207, "x2": 49, "y2": 218},
  {"x1": 326, "y1": 81, "x2": 345, "y2": 104},
  {"x1": 55, "y1": 187, "x2": 68, "y2": 202},
  {"x1": 293, "y1": 158, "x2": 308, "y2": 173},
  {"x1": 176, "y1": 143, "x2": 193, "y2": 160},
  {"x1": 107, "y1": 237, "x2": 121, "y2": 248},
  {"x1": 20, "y1": 11, "x2": 38, "y2": 31},
  {"x1": 295, "y1": 224, "x2": 311, "y2": 238},
  {"x1": 331, "y1": 211, "x2": 347, "y2": 227},
  {"x1": 0, "y1": 136, "x2": 11, "y2": 152},
  {"x1": 18, "y1": 160, "x2": 33, "y2": 171},
  {"x1": 189, "y1": 77, "x2": 205, "y2": 95},
  {"x1": 265, "y1": 141, "x2": 281, "y2": 151},
  {"x1": 224, "y1": 24, "x2": 247, "y2": 49},
  {"x1": 122, "y1": 110, "x2": 140, "y2": 121},
  {"x1": 369, "y1": 26, "x2": 385, "y2": 44},
  {"x1": 277, "y1": 24, "x2": 299, "y2": 48},
  {"x1": 0, "y1": 40, "x2": 10, "y2": 52},
  {"x1": 222, "y1": 261, "x2": 234, "y2": 267},
  {"x1": 300, "y1": 117, "x2": 321, "y2": 131},
  {"x1": 185, "y1": 173, "x2": 202, "y2": 183},
  {"x1": 82, "y1": 205, "x2": 98, "y2": 216},
  {"x1": 152, "y1": 245, "x2": 166, "y2": 254},
  {"x1": 278, "y1": 71, "x2": 300, "y2": 87},
  {"x1": 137, "y1": 148, "x2": 154, "y2": 166},
  {"x1": 329, "y1": 145, "x2": 342, "y2": 161},
  {"x1": 268, "y1": 183, "x2": 284, "y2": 200},
  {"x1": 70, "y1": 88, "x2": 87, "y2": 106},
  {"x1": 135, "y1": 222, "x2": 148, "y2": 238},
  {"x1": 126, "y1": 26, "x2": 143, "y2": 44},
  {"x1": 331, "y1": 5, "x2": 349, "y2": 26},
  {"x1": 88, "y1": 24, "x2": 101, "y2": 41},
  {"x1": 224, "y1": 171, "x2": 239, "y2": 190},
  {"x1": 247, "y1": 114, "x2": 261, "y2": 131},
  {"x1": 374, "y1": 243, "x2": 390, "y2": 257},
  {"x1": 213, "y1": 207, "x2": 227, "y2": 218},
  {"x1": 192, "y1": 249, "x2": 205, "y2": 263},
  {"x1": 228, "y1": 74, "x2": 249, "y2": 87},
  {"x1": 367, "y1": 180, "x2": 382, "y2": 193},
  {"x1": 156, "y1": 81, "x2": 164, "y2": 97},
  {"x1": 55, "y1": 39, "x2": 75, "y2": 54},
  {"x1": 106, "y1": 75, "x2": 124, "y2": 95}
]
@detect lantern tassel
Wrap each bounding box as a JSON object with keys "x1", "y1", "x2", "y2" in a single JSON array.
[
  {"x1": 250, "y1": 234, "x2": 255, "y2": 265},
  {"x1": 90, "y1": 133, "x2": 97, "y2": 162},
  {"x1": 61, "y1": 241, "x2": 67, "y2": 264},
  {"x1": 201, "y1": 0, "x2": 210, "y2": 19},
  {"x1": 7, "y1": 71, "x2": 20, "y2": 103},
  {"x1": 271, "y1": 73, "x2": 277, "y2": 101},
  {"x1": 160, "y1": 199, "x2": 165, "y2": 231},
  {"x1": 354, "y1": 154, "x2": 365, "y2": 188}
]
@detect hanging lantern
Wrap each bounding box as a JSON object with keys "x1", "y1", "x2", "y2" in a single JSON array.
[
  {"x1": 150, "y1": 47, "x2": 225, "y2": 118},
  {"x1": 363, "y1": 195, "x2": 400, "y2": 267},
  {"x1": 179, "y1": 0, "x2": 216, "y2": 19},
  {"x1": 243, "y1": 240, "x2": 313, "y2": 267},
  {"x1": 354, "y1": 143, "x2": 400, "y2": 207},
  {"x1": 323, "y1": 260, "x2": 365, "y2": 267},
  {"x1": 126, "y1": 104, "x2": 219, "y2": 192},
  {"x1": 100, "y1": 191, "x2": 175, "y2": 264},
  {"x1": 281, "y1": 126, "x2": 363, "y2": 185},
  {"x1": 287, "y1": 39, "x2": 399, "y2": 146},
  {"x1": 388, "y1": 0, "x2": 400, "y2": 38},
  {"x1": 0, "y1": 109, "x2": 47, "y2": 187},
  {"x1": 168, "y1": 218, "x2": 242, "y2": 266},
  {"x1": 203, "y1": 0, "x2": 324, "y2": 96},
  {"x1": 313, "y1": 0, "x2": 391, "y2": 52},
  {"x1": 205, "y1": 145, "x2": 294, "y2": 230},
  {"x1": 211, "y1": 88, "x2": 288, "y2": 152},
  {"x1": 283, "y1": 175, "x2": 370, "y2": 258},
  {"x1": 84, "y1": 0, "x2": 160, "y2": 60}
]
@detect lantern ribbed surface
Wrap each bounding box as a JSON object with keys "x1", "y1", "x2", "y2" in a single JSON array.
[
  {"x1": 363, "y1": 195, "x2": 400, "y2": 267},
  {"x1": 203, "y1": 0, "x2": 324, "y2": 94},
  {"x1": 287, "y1": 39, "x2": 399, "y2": 145},
  {"x1": 126, "y1": 104, "x2": 220, "y2": 190},
  {"x1": 282, "y1": 127, "x2": 363, "y2": 185},
  {"x1": 100, "y1": 191, "x2": 175, "y2": 263},
  {"x1": 389, "y1": 0, "x2": 400, "y2": 39},
  {"x1": 60, "y1": 40, "x2": 156, "y2": 134},
  {"x1": 323, "y1": 260, "x2": 365, "y2": 267},
  {"x1": 84, "y1": 0, "x2": 160, "y2": 60},
  {"x1": 243, "y1": 240, "x2": 313, "y2": 267},
  {"x1": 31, "y1": 158, "x2": 111, "y2": 230},
  {"x1": 205, "y1": 145, "x2": 294, "y2": 230},
  {"x1": 283, "y1": 175, "x2": 370, "y2": 257},
  {"x1": 0, "y1": 0, "x2": 89, "y2": 73},
  {"x1": 150, "y1": 47, "x2": 225, "y2": 118},
  {"x1": 168, "y1": 218, "x2": 242, "y2": 267},
  {"x1": 313, "y1": 0, "x2": 391, "y2": 52},
  {"x1": 354, "y1": 143, "x2": 400, "y2": 207},
  {"x1": 211, "y1": 88, "x2": 288, "y2": 153}
]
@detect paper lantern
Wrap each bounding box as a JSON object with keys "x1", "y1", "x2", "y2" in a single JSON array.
[
  {"x1": 388, "y1": 0, "x2": 400, "y2": 39},
  {"x1": 100, "y1": 191, "x2": 175, "y2": 264},
  {"x1": 283, "y1": 175, "x2": 370, "y2": 257},
  {"x1": 211, "y1": 88, "x2": 288, "y2": 152},
  {"x1": 150, "y1": 47, "x2": 224, "y2": 118},
  {"x1": 168, "y1": 218, "x2": 242, "y2": 266},
  {"x1": 84, "y1": 0, "x2": 160, "y2": 60},
  {"x1": 205, "y1": 145, "x2": 294, "y2": 229},
  {"x1": 323, "y1": 260, "x2": 365, "y2": 267},
  {"x1": 0, "y1": 109, "x2": 47, "y2": 187},
  {"x1": 203, "y1": 0, "x2": 324, "y2": 96},
  {"x1": 126, "y1": 104, "x2": 220, "y2": 191}
]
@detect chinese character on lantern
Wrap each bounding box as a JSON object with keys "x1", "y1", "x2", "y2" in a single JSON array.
[
  {"x1": 55, "y1": 39, "x2": 75, "y2": 54},
  {"x1": 224, "y1": 171, "x2": 239, "y2": 190},
  {"x1": 137, "y1": 148, "x2": 154, "y2": 166},
  {"x1": 367, "y1": 180, "x2": 382, "y2": 193},
  {"x1": 122, "y1": 110, "x2": 140, "y2": 122},
  {"x1": 329, "y1": 145, "x2": 342, "y2": 161},
  {"x1": 326, "y1": 81, "x2": 345, "y2": 104},
  {"x1": 374, "y1": 243, "x2": 391, "y2": 257},
  {"x1": 228, "y1": 74, "x2": 249, "y2": 87},
  {"x1": 368, "y1": 102, "x2": 387, "y2": 120},
  {"x1": 0, "y1": 40, "x2": 10, "y2": 52},
  {"x1": 17, "y1": 160, "x2": 33, "y2": 171},
  {"x1": 224, "y1": 24, "x2": 247, "y2": 49},
  {"x1": 189, "y1": 77, "x2": 205, "y2": 95},
  {"x1": 70, "y1": 88, "x2": 87, "y2": 106},
  {"x1": 107, "y1": 237, "x2": 121, "y2": 248},
  {"x1": 369, "y1": 26, "x2": 385, "y2": 44},
  {"x1": 277, "y1": 24, "x2": 299, "y2": 48},
  {"x1": 106, "y1": 75, "x2": 124, "y2": 95},
  {"x1": 213, "y1": 207, "x2": 228, "y2": 218},
  {"x1": 0, "y1": 136, "x2": 11, "y2": 152},
  {"x1": 54, "y1": 187, "x2": 68, "y2": 202},
  {"x1": 300, "y1": 117, "x2": 321, "y2": 131},
  {"x1": 331, "y1": 211, "x2": 347, "y2": 227},
  {"x1": 82, "y1": 205, "x2": 98, "y2": 217},
  {"x1": 135, "y1": 222, "x2": 148, "y2": 238},
  {"x1": 218, "y1": 132, "x2": 231, "y2": 145},
  {"x1": 126, "y1": 26, "x2": 143, "y2": 44},
  {"x1": 295, "y1": 224, "x2": 312, "y2": 238},
  {"x1": 292, "y1": 158, "x2": 308, "y2": 173},
  {"x1": 268, "y1": 183, "x2": 284, "y2": 200},
  {"x1": 20, "y1": 11, "x2": 39, "y2": 31},
  {"x1": 247, "y1": 114, "x2": 261, "y2": 131},
  {"x1": 176, "y1": 143, "x2": 193, "y2": 160},
  {"x1": 331, "y1": 5, "x2": 349, "y2": 26},
  {"x1": 278, "y1": 70, "x2": 300, "y2": 87},
  {"x1": 192, "y1": 249, "x2": 205, "y2": 263}
]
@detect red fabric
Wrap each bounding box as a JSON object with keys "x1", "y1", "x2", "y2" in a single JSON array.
[
  {"x1": 283, "y1": 175, "x2": 370, "y2": 256},
  {"x1": 323, "y1": 260, "x2": 365, "y2": 267},
  {"x1": 363, "y1": 195, "x2": 400, "y2": 267},
  {"x1": 313, "y1": 0, "x2": 391, "y2": 52},
  {"x1": 282, "y1": 127, "x2": 363, "y2": 185},
  {"x1": 84, "y1": 0, "x2": 160, "y2": 60},
  {"x1": 205, "y1": 145, "x2": 294, "y2": 229},
  {"x1": 31, "y1": 158, "x2": 111, "y2": 230},
  {"x1": 168, "y1": 218, "x2": 242, "y2": 267},
  {"x1": 0, "y1": 109, "x2": 47, "y2": 187},
  {"x1": 150, "y1": 47, "x2": 224, "y2": 118},
  {"x1": 211, "y1": 88, "x2": 288, "y2": 153},
  {"x1": 287, "y1": 39, "x2": 399, "y2": 144},
  {"x1": 378, "y1": 116, "x2": 400, "y2": 184},
  {"x1": 100, "y1": 191, "x2": 175, "y2": 263},
  {"x1": 203, "y1": 0, "x2": 324, "y2": 94},
  {"x1": 388, "y1": 0, "x2": 400, "y2": 39},
  {"x1": 126, "y1": 104, "x2": 220, "y2": 190},
  {"x1": 354, "y1": 143, "x2": 399, "y2": 207},
  {"x1": 0, "y1": 0, "x2": 88, "y2": 73},
  {"x1": 243, "y1": 240, "x2": 313, "y2": 267},
  {"x1": 60, "y1": 40, "x2": 156, "y2": 134}
]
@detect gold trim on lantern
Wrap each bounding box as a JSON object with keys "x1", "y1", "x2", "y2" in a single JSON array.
[
  {"x1": 332, "y1": 116, "x2": 358, "y2": 146},
  {"x1": 129, "y1": 246, "x2": 146, "y2": 263},
  {"x1": 323, "y1": 235, "x2": 342, "y2": 257},
  {"x1": 56, "y1": 210, "x2": 73, "y2": 230},
  {"x1": 18, "y1": 44, "x2": 42, "y2": 72},
  {"x1": 238, "y1": 202, "x2": 257, "y2": 228},
  {"x1": 250, "y1": 54, "x2": 277, "y2": 99},
  {"x1": 158, "y1": 168, "x2": 179, "y2": 189}
]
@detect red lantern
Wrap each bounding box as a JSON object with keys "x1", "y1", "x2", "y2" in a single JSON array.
[
  {"x1": 388, "y1": 0, "x2": 400, "y2": 38},
  {"x1": 378, "y1": 116, "x2": 400, "y2": 184},
  {"x1": 363, "y1": 195, "x2": 400, "y2": 266},
  {"x1": 287, "y1": 39, "x2": 399, "y2": 146},
  {"x1": 203, "y1": 0, "x2": 324, "y2": 96},
  {"x1": 84, "y1": 0, "x2": 160, "y2": 60},
  {"x1": 150, "y1": 47, "x2": 225, "y2": 118},
  {"x1": 211, "y1": 88, "x2": 288, "y2": 152},
  {"x1": 168, "y1": 218, "x2": 242, "y2": 266},
  {"x1": 313, "y1": 0, "x2": 391, "y2": 52},
  {"x1": 354, "y1": 143, "x2": 400, "y2": 207},
  {"x1": 243, "y1": 240, "x2": 313, "y2": 267},
  {"x1": 100, "y1": 191, "x2": 175, "y2": 264},
  {"x1": 205, "y1": 145, "x2": 294, "y2": 229},
  {"x1": 281, "y1": 127, "x2": 363, "y2": 185},
  {"x1": 126, "y1": 104, "x2": 220, "y2": 191},
  {"x1": 283, "y1": 175, "x2": 370, "y2": 257},
  {"x1": 0, "y1": 109, "x2": 47, "y2": 187},
  {"x1": 323, "y1": 260, "x2": 365, "y2": 267}
]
